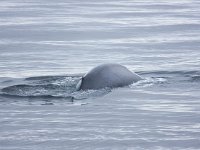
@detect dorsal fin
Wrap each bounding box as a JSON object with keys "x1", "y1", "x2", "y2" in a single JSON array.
[{"x1": 76, "y1": 77, "x2": 83, "y2": 91}]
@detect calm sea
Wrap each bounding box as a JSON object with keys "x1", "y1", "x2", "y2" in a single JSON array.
[{"x1": 0, "y1": 0, "x2": 200, "y2": 149}]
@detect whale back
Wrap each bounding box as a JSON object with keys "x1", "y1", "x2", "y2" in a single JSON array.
[{"x1": 77, "y1": 64, "x2": 142, "y2": 90}]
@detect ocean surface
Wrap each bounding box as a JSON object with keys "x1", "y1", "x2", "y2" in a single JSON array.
[{"x1": 0, "y1": 0, "x2": 200, "y2": 149}]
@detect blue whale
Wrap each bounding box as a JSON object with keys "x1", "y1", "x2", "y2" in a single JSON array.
[{"x1": 76, "y1": 63, "x2": 142, "y2": 90}]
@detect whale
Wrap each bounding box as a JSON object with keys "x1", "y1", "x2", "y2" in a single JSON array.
[{"x1": 76, "y1": 63, "x2": 142, "y2": 90}]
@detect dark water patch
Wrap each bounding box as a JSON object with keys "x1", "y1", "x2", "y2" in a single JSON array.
[
  {"x1": 0, "y1": 77, "x2": 25, "y2": 89},
  {"x1": 1, "y1": 79, "x2": 13, "y2": 84},
  {"x1": 25, "y1": 75, "x2": 66, "y2": 81},
  {"x1": 0, "y1": 93, "x2": 73, "y2": 100},
  {"x1": 2, "y1": 23, "x2": 200, "y2": 36},
  {"x1": 25, "y1": 74, "x2": 83, "y2": 81},
  {"x1": 0, "y1": 93, "x2": 75, "y2": 106},
  {"x1": 190, "y1": 75, "x2": 200, "y2": 82}
]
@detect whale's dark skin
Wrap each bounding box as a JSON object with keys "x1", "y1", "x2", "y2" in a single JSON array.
[{"x1": 76, "y1": 63, "x2": 142, "y2": 90}]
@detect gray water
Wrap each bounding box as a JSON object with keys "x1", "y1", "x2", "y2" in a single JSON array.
[{"x1": 0, "y1": 0, "x2": 200, "y2": 149}]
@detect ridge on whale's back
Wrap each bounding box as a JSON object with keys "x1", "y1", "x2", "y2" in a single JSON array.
[{"x1": 77, "y1": 63, "x2": 142, "y2": 90}]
